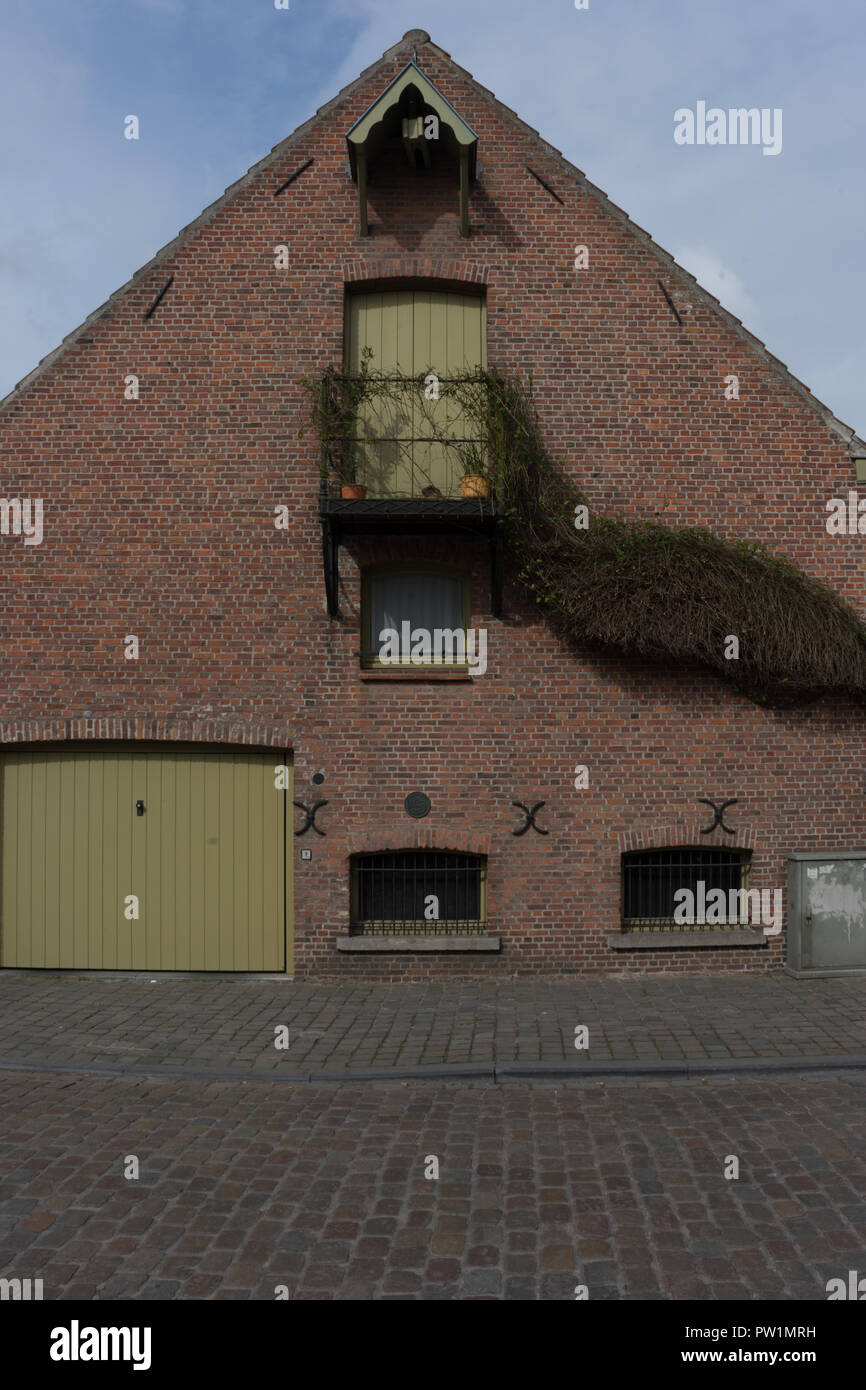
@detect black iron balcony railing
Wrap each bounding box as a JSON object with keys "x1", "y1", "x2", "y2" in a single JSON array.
[
  {"x1": 316, "y1": 370, "x2": 505, "y2": 617},
  {"x1": 337, "y1": 441, "x2": 486, "y2": 500},
  {"x1": 323, "y1": 373, "x2": 493, "y2": 501}
]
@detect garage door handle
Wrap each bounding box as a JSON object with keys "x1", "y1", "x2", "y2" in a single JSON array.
[{"x1": 136, "y1": 800, "x2": 145, "y2": 816}]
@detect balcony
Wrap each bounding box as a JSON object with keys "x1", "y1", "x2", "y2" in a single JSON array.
[{"x1": 315, "y1": 370, "x2": 505, "y2": 617}]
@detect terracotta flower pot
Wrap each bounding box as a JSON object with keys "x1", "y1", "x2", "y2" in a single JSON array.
[
  {"x1": 460, "y1": 474, "x2": 490, "y2": 499},
  {"x1": 341, "y1": 483, "x2": 367, "y2": 499}
]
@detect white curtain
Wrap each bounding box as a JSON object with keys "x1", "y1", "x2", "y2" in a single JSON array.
[{"x1": 372, "y1": 572, "x2": 463, "y2": 639}]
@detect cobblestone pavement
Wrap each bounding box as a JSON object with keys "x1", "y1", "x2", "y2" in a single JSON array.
[
  {"x1": 0, "y1": 973, "x2": 865, "y2": 1080},
  {"x1": 0, "y1": 1070, "x2": 863, "y2": 1300}
]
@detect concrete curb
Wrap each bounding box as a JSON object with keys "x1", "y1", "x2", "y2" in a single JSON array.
[
  {"x1": 309, "y1": 1063, "x2": 493, "y2": 1082},
  {"x1": 2, "y1": 1054, "x2": 866, "y2": 1084},
  {"x1": 0, "y1": 1059, "x2": 312, "y2": 1085},
  {"x1": 496, "y1": 1055, "x2": 866, "y2": 1080}
]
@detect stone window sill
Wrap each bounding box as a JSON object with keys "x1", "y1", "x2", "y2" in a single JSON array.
[
  {"x1": 359, "y1": 667, "x2": 474, "y2": 682},
  {"x1": 336, "y1": 933, "x2": 501, "y2": 953},
  {"x1": 608, "y1": 930, "x2": 767, "y2": 950}
]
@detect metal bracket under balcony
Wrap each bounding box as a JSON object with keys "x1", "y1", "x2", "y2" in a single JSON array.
[{"x1": 319, "y1": 492, "x2": 505, "y2": 619}]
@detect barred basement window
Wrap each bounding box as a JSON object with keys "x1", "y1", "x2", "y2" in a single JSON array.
[
  {"x1": 621, "y1": 847, "x2": 751, "y2": 932},
  {"x1": 351, "y1": 850, "x2": 486, "y2": 935}
]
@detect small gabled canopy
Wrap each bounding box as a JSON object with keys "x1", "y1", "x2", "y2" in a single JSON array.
[{"x1": 346, "y1": 61, "x2": 478, "y2": 237}]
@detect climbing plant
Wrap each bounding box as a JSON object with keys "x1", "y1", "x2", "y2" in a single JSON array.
[{"x1": 303, "y1": 362, "x2": 866, "y2": 705}]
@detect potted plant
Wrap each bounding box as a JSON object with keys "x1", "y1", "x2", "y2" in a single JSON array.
[
  {"x1": 460, "y1": 473, "x2": 490, "y2": 499},
  {"x1": 340, "y1": 435, "x2": 366, "y2": 497},
  {"x1": 459, "y1": 440, "x2": 491, "y2": 499},
  {"x1": 341, "y1": 480, "x2": 367, "y2": 499}
]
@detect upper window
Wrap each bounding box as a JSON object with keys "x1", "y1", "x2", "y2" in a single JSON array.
[
  {"x1": 621, "y1": 848, "x2": 751, "y2": 932},
  {"x1": 362, "y1": 567, "x2": 469, "y2": 669},
  {"x1": 344, "y1": 287, "x2": 486, "y2": 499}
]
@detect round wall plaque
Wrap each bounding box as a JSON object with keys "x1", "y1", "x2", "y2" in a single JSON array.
[{"x1": 404, "y1": 792, "x2": 431, "y2": 819}]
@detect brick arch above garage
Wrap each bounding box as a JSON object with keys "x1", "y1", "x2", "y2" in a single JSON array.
[{"x1": 0, "y1": 717, "x2": 293, "y2": 749}]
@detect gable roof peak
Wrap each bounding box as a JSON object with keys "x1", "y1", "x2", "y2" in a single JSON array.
[{"x1": 0, "y1": 28, "x2": 863, "y2": 454}]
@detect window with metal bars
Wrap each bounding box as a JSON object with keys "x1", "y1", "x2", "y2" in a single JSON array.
[
  {"x1": 351, "y1": 850, "x2": 485, "y2": 935},
  {"x1": 621, "y1": 847, "x2": 751, "y2": 932}
]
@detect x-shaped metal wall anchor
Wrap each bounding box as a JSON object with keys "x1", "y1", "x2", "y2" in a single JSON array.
[
  {"x1": 698, "y1": 798, "x2": 738, "y2": 835},
  {"x1": 512, "y1": 800, "x2": 548, "y2": 836},
  {"x1": 293, "y1": 799, "x2": 328, "y2": 837}
]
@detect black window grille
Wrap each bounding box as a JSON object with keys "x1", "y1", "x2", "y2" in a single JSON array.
[
  {"x1": 351, "y1": 850, "x2": 485, "y2": 935},
  {"x1": 621, "y1": 847, "x2": 751, "y2": 932}
]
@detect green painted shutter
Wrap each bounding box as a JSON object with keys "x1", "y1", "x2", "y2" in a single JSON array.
[
  {"x1": 0, "y1": 746, "x2": 290, "y2": 972},
  {"x1": 344, "y1": 289, "x2": 486, "y2": 496}
]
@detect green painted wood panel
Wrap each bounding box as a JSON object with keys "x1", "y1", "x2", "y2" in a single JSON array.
[
  {"x1": 0, "y1": 745, "x2": 290, "y2": 972},
  {"x1": 345, "y1": 288, "x2": 486, "y2": 497}
]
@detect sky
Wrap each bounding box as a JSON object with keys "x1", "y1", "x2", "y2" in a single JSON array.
[{"x1": 1, "y1": 0, "x2": 863, "y2": 436}]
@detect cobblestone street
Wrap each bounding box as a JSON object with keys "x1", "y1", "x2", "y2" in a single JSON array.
[
  {"x1": 1, "y1": 1069, "x2": 864, "y2": 1301},
  {"x1": 0, "y1": 972, "x2": 864, "y2": 1079}
]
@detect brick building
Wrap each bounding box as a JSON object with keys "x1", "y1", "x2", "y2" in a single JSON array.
[{"x1": 2, "y1": 28, "x2": 865, "y2": 980}]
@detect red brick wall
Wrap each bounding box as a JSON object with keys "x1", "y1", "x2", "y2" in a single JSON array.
[{"x1": 1, "y1": 34, "x2": 863, "y2": 980}]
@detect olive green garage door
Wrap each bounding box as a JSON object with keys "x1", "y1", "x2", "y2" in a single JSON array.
[{"x1": 0, "y1": 745, "x2": 291, "y2": 971}]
